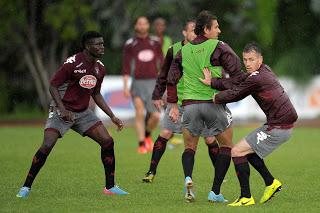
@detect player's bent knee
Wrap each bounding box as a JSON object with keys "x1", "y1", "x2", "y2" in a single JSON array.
[
  {"x1": 231, "y1": 146, "x2": 245, "y2": 157},
  {"x1": 100, "y1": 137, "x2": 114, "y2": 150},
  {"x1": 151, "y1": 112, "x2": 161, "y2": 120},
  {"x1": 184, "y1": 143, "x2": 197, "y2": 151},
  {"x1": 160, "y1": 130, "x2": 173, "y2": 139},
  {"x1": 204, "y1": 137, "x2": 216, "y2": 145}
]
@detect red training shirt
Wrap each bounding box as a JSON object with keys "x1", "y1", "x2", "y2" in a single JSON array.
[{"x1": 50, "y1": 52, "x2": 106, "y2": 112}]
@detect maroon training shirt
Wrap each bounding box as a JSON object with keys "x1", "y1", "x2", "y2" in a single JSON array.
[
  {"x1": 50, "y1": 52, "x2": 105, "y2": 112},
  {"x1": 122, "y1": 36, "x2": 163, "y2": 79},
  {"x1": 167, "y1": 35, "x2": 246, "y2": 105},
  {"x1": 152, "y1": 41, "x2": 183, "y2": 100},
  {"x1": 215, "y1": 64, "x2": 298, "y2": 126}
]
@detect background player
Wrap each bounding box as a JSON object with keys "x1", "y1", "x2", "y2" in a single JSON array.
[
  {"x1": 122, "y1": 16, "x2": 163, "y2": 154},
  {"x1": 142, "y1": 20, "x2": 220, "y2": 183},
  {"x1": 152, "y1": 17, "x2": 172, "y2": 56}
]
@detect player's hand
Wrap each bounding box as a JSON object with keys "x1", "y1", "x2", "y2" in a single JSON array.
[
  {"x1": 168, "y1": 103, "x2": 179, "y2": 123},
  {"x1": 199, "y1": 67, "x2": 212, "y2": 86},
  {"x1": 59, "y1": 109, "x2": 74, "y2": 122},
  {"x1": 153, "y1": 99, "x2": 164, "y2": 112},
  {"x1": 123, "y1": 88, "x2": 131, "y2": 98},
  {"x1": 111, "y1": 116, "x2": 124, "y2": 131}
]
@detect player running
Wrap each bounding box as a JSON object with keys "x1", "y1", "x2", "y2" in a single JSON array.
[
  {"x1": 122, "y1": 16, "x2": 164, "y2": 154},
  {"x1": 142, "y1": 20, "x2": 220, "y2": 185},
  {"x1": 16, "y1": 31, "x2": 128, "y2": 198},
  {"x1": 201, "y1": 42, "x2": 298, "y2": 206}
]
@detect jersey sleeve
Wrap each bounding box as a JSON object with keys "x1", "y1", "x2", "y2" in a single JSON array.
[
  {"x1": 93, "y1": 66, "x2": 106, "y2": 94},
  {"x1": 152, "y1": 47, "x2": 173, "y2": 100},
  {"x1": 50, "y1": 56, "x2": 75, "y2": 87},
  {"x1": 155, "y1": 41, "x2": 164, "y2": 66},
  {"x1": 211, "y1": 42, "x2": 244, "y2": 90},
  {"x1": 122, "y1": 41, "x2": 132, "y2": 76},
  {"x1": 215, "y1": 72, "x2": 259, "y2": 104},
  {"x1": 167, "y1": 50, "x2": 183, "y2": 103}
]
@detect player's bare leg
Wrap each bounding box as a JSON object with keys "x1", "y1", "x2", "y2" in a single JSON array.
[
  {"x1": 144, "y1": 111, "x2": 160, "y2": 151},
  {"x1": 133, "y1": 97, "x2": 147, "y2": 154}
]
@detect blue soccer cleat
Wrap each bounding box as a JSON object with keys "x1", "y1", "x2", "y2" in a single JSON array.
[
  {"x1": 208, "y1": 191, "x2": 228, "y2": 203},
  {"x1": 103, "y1": 185, "x2": 129, "y2": 195},
  {"x1": 16, "y1": 186, "x2": 31, "y2": 198},
  {"x1": 184, "y1": 176, "x2": 195, "y2": 202}
]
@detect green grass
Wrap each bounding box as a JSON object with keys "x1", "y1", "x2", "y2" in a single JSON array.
[
  {"x1": 0, "y1": 110, "x2": 46, "y2": 121},
  {"x1": 0, "y1": 126, "x2": 319, "y2": 212}
]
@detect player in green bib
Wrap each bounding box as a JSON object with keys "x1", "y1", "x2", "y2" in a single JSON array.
[
  {"x1": 152, "y1": 17, "x2": 173, "y2": 56},
  {"x1": 142, "y1": 20, "x2": 220, "y2": 184},
  {"x1": 167, "y1": 11, "x2": 244, "y2": 203}
]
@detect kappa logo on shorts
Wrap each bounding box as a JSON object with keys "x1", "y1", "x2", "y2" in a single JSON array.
[
  {"x1": 256, "y1": 131, "x2": 271, "y2": 144},
  {"x1": 79, "y1": 75, "x2": 97, "y2": 89},
  {"x1": 226, "y1": 111, "x2": 232, "y2": 126}
]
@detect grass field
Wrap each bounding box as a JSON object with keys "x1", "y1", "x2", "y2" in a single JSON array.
[{"x1": 1, "y1": 126, "x2": 319, "y2": 212}]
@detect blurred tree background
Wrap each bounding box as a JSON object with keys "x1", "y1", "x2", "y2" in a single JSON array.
[{"x1": 0, "y1": 0, "x2": 319, "y2": 116}]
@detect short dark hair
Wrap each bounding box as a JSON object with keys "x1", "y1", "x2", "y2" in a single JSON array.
[
  {"x1": 135, "y1": 16, "x2": 149, "y2": 25},
  {"x1": 194, "y1": 10, "x2": 217, "y2": 35},
  {"x1": 81, "y1": 31, "x2": 103, "y2": 50},
  {"x1": 243, "y1": 42, "x2": 262, "y2": 55},
  {"x1": 183, "y1": 19, "x2": 195, "y2": 31}
]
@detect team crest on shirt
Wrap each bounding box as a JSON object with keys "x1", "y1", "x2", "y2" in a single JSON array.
[
  {"x1": 138, "y1": 49, "x2": 154, "y2": 62},
  {"x1": 95, "y1": 67, "x2": 99, "y2": 75},
  {"x1": 79, "y1": 75, "x2": 97, "y2": 89}
]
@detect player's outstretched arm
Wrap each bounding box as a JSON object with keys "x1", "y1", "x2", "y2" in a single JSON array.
[{"x1": 92, "y1": 92, "x2": 124, "y2": 131}]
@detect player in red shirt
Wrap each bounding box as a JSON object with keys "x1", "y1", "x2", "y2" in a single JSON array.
[
  {"x1": 16, "y1": 31, "x2": 128, "y2": 198},
  {"x1": 122, "y1": 16, "x2": 164, "y2": 154},
  {"x1": 201, "y1": 42, "x2": 298, "y2": 206}
]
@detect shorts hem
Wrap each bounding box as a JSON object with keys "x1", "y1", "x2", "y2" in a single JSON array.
[
  {"x1": 83, "y1": 121, "x2": 103, "y2": 136},
  {"x1": 44, "y1": 128, "x2": 62, "y2": 138}
]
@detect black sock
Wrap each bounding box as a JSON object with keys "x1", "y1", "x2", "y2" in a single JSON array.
[
  {"x1": 149, "y1": 136, "x2": 168, "y2": 173},
  {"x1": 182, "y1": 148, "x2": 195, "y2": 178},
  {"x1": 23, "y1": 147, "x2": 50, "y2": 188},
  {"x1": 247, "y1": 153, "x2": 274, "y2": 186},
  {"x1": 145, "y1": 112, "x2": 151, "y2": 137},
  {"x1": 207, "y1": 142, "x2": 219, "y2": 167},
  {"x1": 145, "y1": 130, "x2": 151, "y2": 138},
  {"x1": 139, "y1": 141, "x2": 145, "y2": 147},
  {"x1": 101, "y1": 139, "x2": 115, "y2": 189},
  {"x1": 233, "y1": 156, "x2": 251, "y2": 198},
  {"x1": 212, "y1": 147, "x2": 231, "y2": 194}
]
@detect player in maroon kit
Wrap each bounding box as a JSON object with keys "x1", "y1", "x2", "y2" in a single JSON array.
[
  {"x1": 122, "y1": 16, "x2": 164, "y2": 154},
  {"x1": 16, "y1": 31, "x2": 128, "y2": 198},
  {"x1": 201, "y1": 42, "x2": 298, "y2": 206}
]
